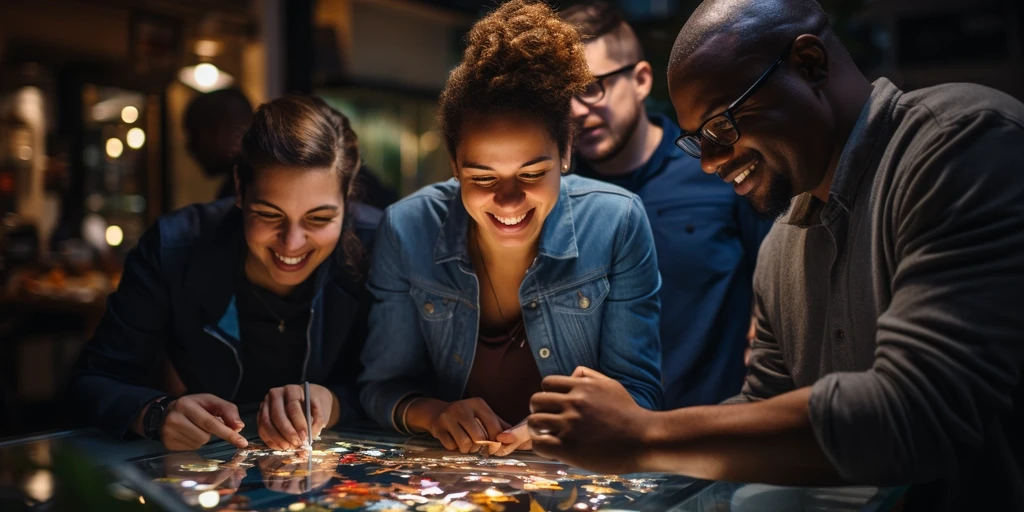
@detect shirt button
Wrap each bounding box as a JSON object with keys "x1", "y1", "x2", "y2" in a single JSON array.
[
  {"x1": 538, "y1": 348, "x2": 551, "y2": 359},
  {"x1": 835, "y1": 328, "x2": 845, "y2": 340},
  {"x1": 423, "y1": 302, "x2": 434, "y2": 314},
  {"x1": 578, "y1": 296, "x2": 590, "y2": 309},
  {"x1": 529, "y1": 301, "x2": 538, "y2": 309}
]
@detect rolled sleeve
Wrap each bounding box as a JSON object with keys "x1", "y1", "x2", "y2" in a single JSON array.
[
  {"x1": 808, "y1": 115, "x2": 1024, "y2": 484},
  {"x1": 598, "y1": 195, "x2": 663, "y2": 410}
]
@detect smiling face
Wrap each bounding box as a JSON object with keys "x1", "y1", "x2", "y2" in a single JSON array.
[
  {"x1": 238, "y1": 165, "x2": 345, "y2": 293},
  {"x1": 454, "y1": 113, "x2": 564, "y2": 250},
  {"x1": 669, "y1": 34, "x2": 836, "y2": 218}
]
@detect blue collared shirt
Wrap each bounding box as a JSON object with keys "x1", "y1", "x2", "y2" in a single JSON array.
[
  {"x1": 358, "y1": 175, "x2": 663, "y2": 430},
  {"x1": 577, "y1": 115, "x2": 772, "y2": 408}
]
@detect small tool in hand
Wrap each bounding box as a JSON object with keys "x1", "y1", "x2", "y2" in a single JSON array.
[{"x1": 303, "y1": 381, "x2": 313, "y2": 451}]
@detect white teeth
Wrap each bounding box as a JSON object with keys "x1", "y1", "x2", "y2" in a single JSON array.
[
  {"x1": 274, "y1": 252, "x2": 309, "y2": 265},
  {"x1": 492, "y1": 212, "x2": 527, "y2": 225},
  {"x1": 733, "y1": 162, "x2": 756, "y2": 184}
]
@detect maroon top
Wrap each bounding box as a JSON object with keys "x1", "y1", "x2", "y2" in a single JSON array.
[{"x1": 463, "y1": 320, "x2": 543, "y2": 425}]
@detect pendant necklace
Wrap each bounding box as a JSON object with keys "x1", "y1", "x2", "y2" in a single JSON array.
[{"x1": 473, "y1": 232, "x2": 525, "y2": 347}]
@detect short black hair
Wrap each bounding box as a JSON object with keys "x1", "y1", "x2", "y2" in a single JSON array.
[{"x1": 559, "y1": 0, "x2": 644, "y2": 63}]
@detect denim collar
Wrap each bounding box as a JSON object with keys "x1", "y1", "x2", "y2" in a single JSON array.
[
  {"x1": 433, "y1": 179, "x2": 579, "y2": 264},
  {"x1": 787, "y1": 78, "x2": 902, "y2": 228}
]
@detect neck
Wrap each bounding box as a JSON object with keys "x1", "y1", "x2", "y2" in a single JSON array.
[
  {"x1": 471, "y1": 223, "x2": 536, "y2": 271},
  {"x1": 587, "y1": 110, "x2": 663, "y2": 177},
  {"x1": 244, "y1": 251, "x2": 297, "y2": 297},
  {"x1": 810, "y1": 73, "x2": 874, "y2": 203}
]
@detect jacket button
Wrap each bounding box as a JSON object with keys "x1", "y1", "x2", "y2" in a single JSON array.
[
  {"x1": 529, "y1": 301, "x2": 538, "y2": 309},
  {"x1": 835, "y1": 328, "x2": 845, "y2": 340},
  {"x1": 578, "y1": 296, "x2": 590, "y2": 309},
  {"x1": 538, "y1": 348, "x2": 551, "y2": 359},
  {"x1": 424, "y1": 302, "x2": 435, "y2": 314}
]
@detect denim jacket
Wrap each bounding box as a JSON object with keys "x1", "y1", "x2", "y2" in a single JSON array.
[{"x1": 359, "y1": 175, "x2": 663, "y2": 430}]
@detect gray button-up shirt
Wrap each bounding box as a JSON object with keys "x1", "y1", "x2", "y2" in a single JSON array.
[{"x1": 730, "y1": 78, "x2": 1024, "y2": 510}]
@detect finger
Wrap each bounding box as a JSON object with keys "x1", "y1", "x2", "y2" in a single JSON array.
[
  {"x1": 458, "y1": 416, "x2": 489, "y2": 443},
  {"x1": 540, "y1": 375, "x2": 578, "y2": 394},
  {"x1": 572, "y1": 366, "x2": 610, "y2": 380},
  {"x1": 434, "y1": 429, "x2": 458, "y2": 451},
  {"x1": 164, "y1": 409, "x2": 213, "y2": 449},
  {"x1": 441, "y1": 416, "x2": 474, "y2": 453},
  {"x1": 183, "y1": 402, "x2": 247, "y2": 448},
  {"x1": 270, "y1": 395, "x2": 302, "y2": 447},
  {"x1": 526, "y1": 413, "x2": 566, "y2": 439},
  {"x1": 530, "y1": 433, "x2": 564, "y2": 460},
  {"x1": 529, "y1": 391, "x2": 566, "y2": 415},
  {"x1": 310, "y1": 398, "x2": 327, "y2": 439},
  {"x1": 495, "y1": 438, "x2": 525, "y2": 457},
  {"x1": 469, "y1": 402, "x2": 504, "y2": 440},
  {"x1": 199, "y1": 395, "x2": 245, "y2": 431},
  {"x1": 285, "y1": 398, "x2": 309, "y2": 445},
  {"x1": 258, "y1": 402, "x2": 289, "y2": 450}
]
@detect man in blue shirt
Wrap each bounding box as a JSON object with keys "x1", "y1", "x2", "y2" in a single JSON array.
[{"x1": 561, "y1": 1, "x2": 772, "y2": 408}]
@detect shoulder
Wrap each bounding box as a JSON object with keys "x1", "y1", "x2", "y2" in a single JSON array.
[
  {"x1": 563, "y1": 174, "x2": 640, "y2": 210},
  {"x1": 562, "y1": 175, "x2": 648, "y2": 245},
  {"x1": 154, "y1": 198, "x2": 237, "y2": 250},
  {"x1": 383, "y1": 179, "x2": 458, "y2": 224},
  {"x1": 896, "y1": 83, "x2": 1024, "y2": 134}
]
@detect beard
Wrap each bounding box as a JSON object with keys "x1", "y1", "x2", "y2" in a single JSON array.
[
  {"x1": 748, "y1": 169, "x2": 795, "y2": 220},
  {"x1": 584, "y1": 110, "x2": 642, "y2": 163}
]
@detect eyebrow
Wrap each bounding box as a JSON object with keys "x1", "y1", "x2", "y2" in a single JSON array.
[
  {"x1": 251, "y1": 200, "x2": 340, "y2": 214},
  {"x1": 461, "y1": 156, "x2": 553, "y2": 171}
]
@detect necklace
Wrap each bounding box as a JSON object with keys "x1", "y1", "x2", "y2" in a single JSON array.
[
  {"x1": 472, "y1": 231, "x2": 525, "y2": 347},
  {"x1": 249, "y1": 281, "x2": 286, "y2": 333}
]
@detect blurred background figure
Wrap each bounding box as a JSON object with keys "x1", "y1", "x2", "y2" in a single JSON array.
[{"x1": 183, "y1": 88, "x2": 252, "y2": 200}]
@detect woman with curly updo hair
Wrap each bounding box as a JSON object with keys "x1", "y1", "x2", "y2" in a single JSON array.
[
  {"x1": 71, "y1": 95, "x2": 380, "y2": 452},
  {"x1": 360, "y1": 0, "x2": 662, "y2": 456}
]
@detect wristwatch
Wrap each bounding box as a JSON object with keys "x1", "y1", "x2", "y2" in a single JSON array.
[{"x1": 143, "y1": 396, "x2": 174, "y2": 440}]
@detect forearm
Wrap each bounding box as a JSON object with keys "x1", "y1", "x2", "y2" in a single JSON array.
[{"x1": 640, "y1": 386, "x2": 841, "y2": 485}]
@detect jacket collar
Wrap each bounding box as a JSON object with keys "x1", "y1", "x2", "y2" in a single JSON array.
[{"x1": 432, "y1": 179, "x2": 579, "y2": 264}]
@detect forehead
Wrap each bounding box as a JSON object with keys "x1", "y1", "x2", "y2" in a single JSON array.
[
  {"x1": 583, "y1": 36, "x2": 620, "y2": 71},
  {"x1": 668, "y1": 33, "x2": 766, "y2": 131},
  {"x1": 249, "y1": 165, "x2": 343, "y2": 203},
  {"x1": 457, "y1": 114, "x2": 558, "y2": 164}
]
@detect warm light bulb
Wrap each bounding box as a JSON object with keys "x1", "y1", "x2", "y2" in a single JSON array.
[
  {"x1": 105, "y1": 138, "x2": 124, "y2": 158},
  {"x1": 193, "y1": 63, "x2": 220, "y2": 88},
  {"x1": 121, "y1": 106, "x2": 139, "y2": 124},
  {"x1": 105, "y1": 225, "x2": 124, "y2": 247},
  {"x1": 126, "y1": 128, "x2": 146, "y2": 149}
]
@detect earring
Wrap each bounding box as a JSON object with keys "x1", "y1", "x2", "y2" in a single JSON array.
[{"x1": 562, "y1": 164, "x2": 569, "y2": 174}]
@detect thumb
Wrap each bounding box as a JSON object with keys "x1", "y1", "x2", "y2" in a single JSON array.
[{"x1": 573, "y1": 366, "x2": 608, "y2": 379}]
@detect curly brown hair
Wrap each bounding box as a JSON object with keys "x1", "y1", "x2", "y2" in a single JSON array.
[{"x1": 438, "y1": 0, "x2": 592, "y2": 158}]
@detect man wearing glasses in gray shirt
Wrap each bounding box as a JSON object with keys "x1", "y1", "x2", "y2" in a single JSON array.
[{"x1": 527, "y1": 0, "x2": 1024, "y2": 510}]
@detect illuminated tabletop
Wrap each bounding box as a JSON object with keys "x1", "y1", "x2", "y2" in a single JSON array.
[{"x1": 1, "y1": 425, "x2": 905, "y2": 511}]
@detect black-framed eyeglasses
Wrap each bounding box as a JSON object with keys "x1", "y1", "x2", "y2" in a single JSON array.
[
  {"x1": 574, "y1": 63, "x2": 639, "y2": 105},
  {"x1": 674, "y1": 41, "x2": 794, "y2": 158}
]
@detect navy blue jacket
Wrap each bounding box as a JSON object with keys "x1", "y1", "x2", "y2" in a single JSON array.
[
  {"x1": 68, "y1": 199, "x2": 380, "y2": 439},
  {"x1": 576, "y1": 115, "x2": 773, "y2": 408}
]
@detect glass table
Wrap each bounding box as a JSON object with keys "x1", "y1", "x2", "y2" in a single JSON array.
[{"x1": 1, "y1": 425, "x2": 905, "y2": 511}]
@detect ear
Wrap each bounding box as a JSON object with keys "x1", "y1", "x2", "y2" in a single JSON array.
[
  {"x1": 633, "y1": 61, "x2": 655, "y2": 102},
  {"x1": 233, "y1": 166, "x2": 243, "y2": 208},
  {"x1": 792, "y1": 34, "x2": 829, "y2": 92},
  {"x1": 450, "y1": 159, "x2": 459, "y2": 178}
]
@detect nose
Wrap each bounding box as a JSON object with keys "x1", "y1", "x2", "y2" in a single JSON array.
[
  {"x1": 492, "y1": 179, "x2": 525, "y2": 209},
  {"x1": 279, "y1": 221, "x2": 306, "y2": 252},
  {"x1": 700, "y1": 143, "x2": 734, "y2": 176}
]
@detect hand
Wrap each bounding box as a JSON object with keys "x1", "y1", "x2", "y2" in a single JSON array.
[
  {"x1": 160, "y1": 394, "x2": 248, "y2": 451},
  {"x1": 745, "y1": 315, "x2": 757, "y2": 366},
  {"x1": 258, "y1": 383, "x2": 337, "y2": 450},
  {"x1": 527, "y1": 366, "x2": 652, "y2": 475},
  {"x1": 408, "y1": 397, "x2": 510, "y2": 454},
  {"x1": 494, "y1": 421, "x2": 531, "y2": 456}
]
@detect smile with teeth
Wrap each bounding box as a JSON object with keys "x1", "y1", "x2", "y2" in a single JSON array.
[
  {"x1": 273, "y1": 251, "x2": 310, "y2": 265},
  {"x1": 733, "y1": 161, "x2": 757, "y2": 185},
  {"x1": 490, "y1": 212, "x2": 528, "y2": 226}
]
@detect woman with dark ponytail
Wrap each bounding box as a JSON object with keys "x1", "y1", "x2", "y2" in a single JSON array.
[
  {"x1": 70, "y1": 95, "x2": 380, "y2": 451},
  {"x1": 360, "y1": 0, "x2": 662, "y2": 456}
]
